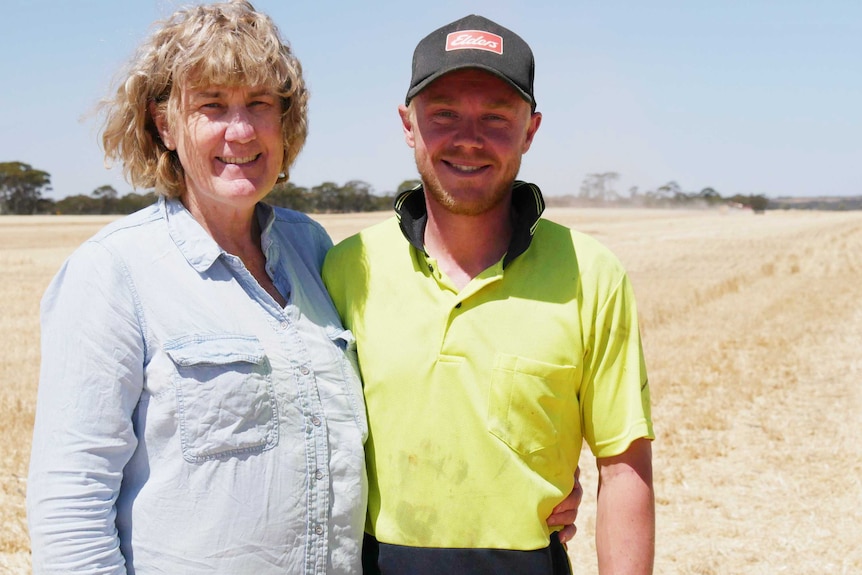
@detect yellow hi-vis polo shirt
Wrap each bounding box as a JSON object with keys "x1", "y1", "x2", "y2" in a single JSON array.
[{"x1": 323, "y1": 182, "x2": 653, "y2": 556}]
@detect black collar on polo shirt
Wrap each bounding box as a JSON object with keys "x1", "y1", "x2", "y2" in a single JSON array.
[{"x1": 393, "y1": 180, "x2": 546, "y2": 269}]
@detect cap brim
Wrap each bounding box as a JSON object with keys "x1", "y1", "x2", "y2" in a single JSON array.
[{"x1": 405, "y1": 64, "x2": 535, "y2": 110}]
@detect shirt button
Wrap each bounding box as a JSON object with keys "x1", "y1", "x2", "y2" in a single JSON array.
[
  {"x1": 428, "y1": 264, "x2": 434, "y2": 272},
  {"x1": 315, "y1": 469, "x2": 324, "y2": 480},
  {"x1": 311, "y1": 416, "x2": 322, "y2": 427},
  {"x1": 315, "y1": 525, "x2": 324, "y2": 535},
  {"x1": 300, "y1": 366, "x2": 310, "y2": 375},
  {"x1": 280, "y1": 321, "x2": 288, "y2": 329}
]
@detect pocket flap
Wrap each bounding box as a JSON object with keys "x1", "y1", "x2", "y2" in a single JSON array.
[
  {"x1": 325, "y1": 325, "x2": 357, "y2": 350},
  {"x1": 164, "y1": 334, "x2": 266, "y2": 367}
]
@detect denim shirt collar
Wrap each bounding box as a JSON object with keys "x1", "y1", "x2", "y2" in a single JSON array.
[
  {"x1": 161, "y1": 196, "x2": 275, "y2": 273},
  {"x1": 393, "y1": 180, "x2": 546, "y2": 268}
]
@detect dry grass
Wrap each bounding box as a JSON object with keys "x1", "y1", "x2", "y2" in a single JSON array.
[{"x1": 2, "y1": 208, "x2": 860, "y2": 574}]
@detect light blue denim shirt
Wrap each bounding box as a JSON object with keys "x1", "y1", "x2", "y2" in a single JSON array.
[{"x1": 27, "y1": 197, "x2": 368, "y2": 574}]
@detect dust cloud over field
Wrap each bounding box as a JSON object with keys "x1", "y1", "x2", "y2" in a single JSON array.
[{"x1": 1, "y1": 208, "x2": 860, "y2": 574}]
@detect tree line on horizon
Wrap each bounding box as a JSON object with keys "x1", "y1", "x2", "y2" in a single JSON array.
[
  {"x1": 2, "y1": 162, "x2": 859, "y2": 216},
  {"x1": 552, "y1": 171, "x2": 862, "y2": 212},
  {"x1": 0, "y1": 161, "x2": 413, "y2": 216}
]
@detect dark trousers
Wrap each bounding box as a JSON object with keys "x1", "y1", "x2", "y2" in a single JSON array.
[{"x1": 362, "y1": 531, "x2": 573, "y2": 575}]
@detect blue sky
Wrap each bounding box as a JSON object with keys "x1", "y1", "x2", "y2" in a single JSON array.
[{"x1": 2, "y1": 0, "x2": 859, "y2": 200}]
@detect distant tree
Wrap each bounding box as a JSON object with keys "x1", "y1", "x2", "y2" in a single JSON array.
[
  {"x1": 92, "y1": 185, "x2": 119, "y2": 214},
  {"x1": 92, "y1": 185, "x2": 118, "y2": 199},
  {"x1": 698, "y1": 187, "x2": 722, "y2": 205},
  {"x1": 0, "y1": 161, "x2": 52, "y2": 214},
  {"x1": 748, "y1": 194, "x2": 769, "y2": 214},
  {"x1": 728, "y1": 193, "x2": 770, "y2": 213},
  {"x1": 578, "y1": 175, "x2": 595, "y2": 200},
  {"x1": 306, "y1": 180, "x2": 384, "y2": 213},
  {"x1": 309, "y1": 181, "x2": 344, "y2": 212},
  {"x1": 54, "y1": 187, "x2": 153, "y2": 215},
  {"x1": 372, "y1": 191, "x2": 396, "y2": 211},
  {"x1": 268, "y1": 181, "x2": 311, "y2": 211},
  {"x1": 341, "y1": 180, "x2": 376, "y2": 212},
  {"x1": 55, "y1": 194, "x2": 100, "y2": 215},
  {"x1": 656, "y1": 181, "x2": 690, "y2": 204},
  {"x1": 115, "y1": 191, "x2": 157, "y2": 214},
  {"x1": 37, "y1": 197, "x2": 56, "y2": 213},
  {"x1": 579, "y1": 172, "x2": 620, "y2": 202}
]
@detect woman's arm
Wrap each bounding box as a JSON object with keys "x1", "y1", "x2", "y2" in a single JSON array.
[{"x1": 27, "y1": 241, "x2": 144, "y2": 574}]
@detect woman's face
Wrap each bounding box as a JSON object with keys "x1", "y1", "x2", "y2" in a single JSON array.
[{"x1": 159, "y1": 84, "x2": 285, "y2": 212}]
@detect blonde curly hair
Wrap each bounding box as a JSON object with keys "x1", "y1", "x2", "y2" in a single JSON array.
[{"x1": 101, "y1": 0, "x2": 308, "y2": 198}]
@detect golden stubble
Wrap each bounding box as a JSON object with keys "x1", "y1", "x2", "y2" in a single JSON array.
[{"x1": 1, "y1": 208, "x2": 860, "y2": 573}]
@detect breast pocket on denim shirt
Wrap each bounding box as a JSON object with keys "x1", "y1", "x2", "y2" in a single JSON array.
[{"x1": 164, "y1": 334, "x2": 278, "y2": 463}]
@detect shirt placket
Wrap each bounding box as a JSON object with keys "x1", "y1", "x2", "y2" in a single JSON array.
[
  {"x1": 226, "y1": 252, "x2": 332, "y2": 574},
  {"x1": 296, "y1": 352, "x2": 331, "y2": 574}
]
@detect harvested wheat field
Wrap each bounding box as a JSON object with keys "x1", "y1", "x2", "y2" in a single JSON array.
[{"x1": 1, "y1": 207, "x2": 860, "y2": 574}]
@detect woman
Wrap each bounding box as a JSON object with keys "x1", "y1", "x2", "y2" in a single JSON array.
[{"x1": 27, "y1": 2, "x2": 367, "y2": 573}]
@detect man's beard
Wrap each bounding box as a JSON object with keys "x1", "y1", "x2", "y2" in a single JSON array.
[{"x1": 416, "y1": 152, "x2": 522, "y2": 217}]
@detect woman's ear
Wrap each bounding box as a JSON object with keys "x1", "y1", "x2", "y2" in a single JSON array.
[{"x1": 149, "y1": 100, "x2": 176, "y2": 150}]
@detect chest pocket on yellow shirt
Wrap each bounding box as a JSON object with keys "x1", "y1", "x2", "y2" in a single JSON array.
[
  {"x1": 487, "y1": 354, "x2": 578, "y2": 455},
  {"x1": 165, "y1": 334, "x2": 278, "y2": 463}
]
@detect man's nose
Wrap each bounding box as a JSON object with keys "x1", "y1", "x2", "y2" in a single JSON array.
[{"x1": 452, "y1": 118, "x2": 483, "y2": 149}]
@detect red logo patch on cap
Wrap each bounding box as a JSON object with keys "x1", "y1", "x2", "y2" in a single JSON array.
[{"x1": 445, "y1": 30, "x2": 503, "y2": 54}]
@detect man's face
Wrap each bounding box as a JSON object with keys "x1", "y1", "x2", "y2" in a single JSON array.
[{"x1": 399, "y1": 68, "x2": 541, "y2": 216}]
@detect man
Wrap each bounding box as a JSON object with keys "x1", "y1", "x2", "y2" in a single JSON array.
[{"x1": 323, "y1": 14, "x2": 654, "y2": 575}]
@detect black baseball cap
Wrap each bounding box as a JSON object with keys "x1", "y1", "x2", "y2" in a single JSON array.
[{"x1": 405, "y1": 14, "x2": 536, "y2": 111}]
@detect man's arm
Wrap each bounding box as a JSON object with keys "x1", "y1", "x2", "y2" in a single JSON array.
[
  {"x1": 595, "y1": 438, "x2": 654, "y2": 574},
  {"x1": 547, "y1": 466, "x2": 583, "y2": 544}
]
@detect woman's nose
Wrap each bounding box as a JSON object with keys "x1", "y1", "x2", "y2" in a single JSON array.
[{"x1": 224, "y1": 108, "x2": 255, "y2": 143}]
